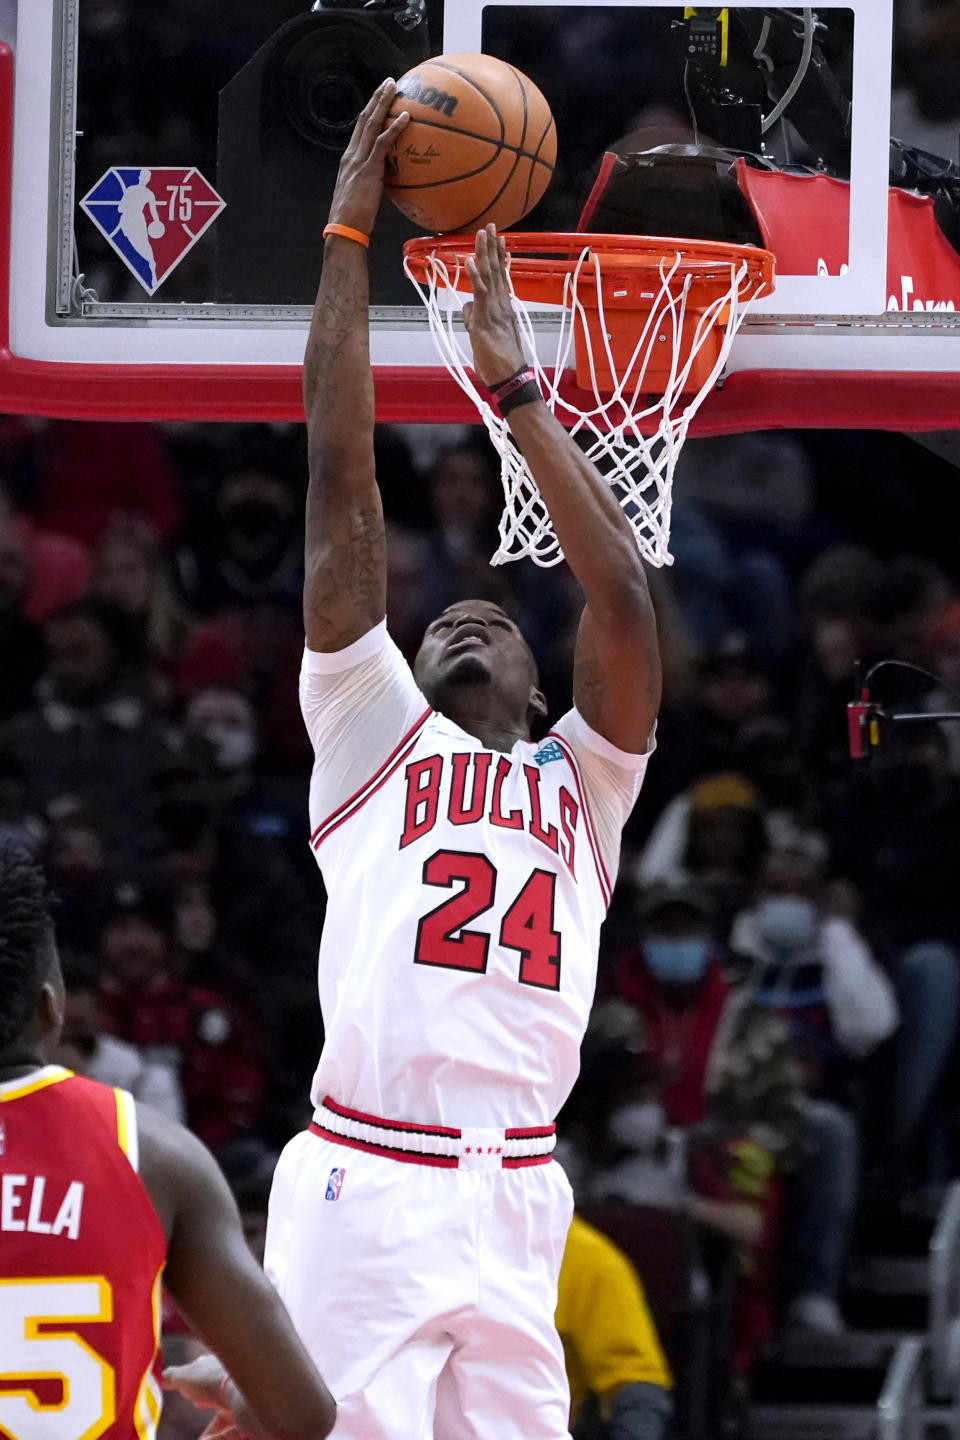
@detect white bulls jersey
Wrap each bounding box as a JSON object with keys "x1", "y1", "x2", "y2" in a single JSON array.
[{"x1": 301, "y1": 620, "x2": 651, "y2": 1131}]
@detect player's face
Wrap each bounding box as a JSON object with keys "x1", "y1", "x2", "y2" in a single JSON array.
[{"x1": 414, "y1": 601, "x2": 541, "y2": 714}]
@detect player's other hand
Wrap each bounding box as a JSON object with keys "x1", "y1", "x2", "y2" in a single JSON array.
[
  {"x1": 164, "y1": 1356, "x2": 246, "y2": 1439},
  {"x1": 462, "y1": 225, "x2": 527, "y2": 389},
  {"x1": 328, "y1": 79, "x2": 409, "y2": 237},
  {"x1": 197, "y1": 1417, "x2": 242, "y2": 1440},
  {"x1": 163, "y1": 1354, "x2": 226, "y2": 1411}
]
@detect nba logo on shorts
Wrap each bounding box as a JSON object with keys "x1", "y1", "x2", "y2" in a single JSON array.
[
  {"x1": 325, "y1": 1167, "x2": 346, "y2": 1202},
  {"x1": 80, "y1": 167, "x2": 225, "y2": 296}
]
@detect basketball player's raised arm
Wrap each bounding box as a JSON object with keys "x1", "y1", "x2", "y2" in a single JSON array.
[
  {"x1": 140, "y1": 1108, "x2": 336, "y2": 1440},
  {"x1": 464, "y1": 225, "x2": 661, "y2": 753},
  {"x1": 302, "y1": 80, "x2": 409, "y2": 652}
]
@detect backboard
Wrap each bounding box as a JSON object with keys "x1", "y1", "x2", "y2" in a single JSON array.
[{"x1": 1, "y1": 0, "x2": 959, "y2": 427}]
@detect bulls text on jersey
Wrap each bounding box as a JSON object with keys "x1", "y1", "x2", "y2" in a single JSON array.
[{"x1": 399, "y1": 750, "x2": 579, "y2": 876}]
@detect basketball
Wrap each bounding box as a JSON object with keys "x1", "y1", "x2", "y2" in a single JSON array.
[
  {"x1": 383, "y1": 53, "x2": 556, "y2": 234},
  {"x1": 147, "y1": 220, "x2": 165, "y2": 239}
]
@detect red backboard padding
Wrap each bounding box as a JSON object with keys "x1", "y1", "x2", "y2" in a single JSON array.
[{"x1": 736, "y1": 158, "x2": 960, "y2": 306}]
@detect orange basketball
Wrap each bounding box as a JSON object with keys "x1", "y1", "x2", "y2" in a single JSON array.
[{"x1": 384, "y1": 53, "x2": 556, "y2": 234}]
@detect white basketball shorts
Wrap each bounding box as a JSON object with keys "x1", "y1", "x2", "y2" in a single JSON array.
[{"x1": 264, "y1": 1127, "x2": 575, "y2": 1440}]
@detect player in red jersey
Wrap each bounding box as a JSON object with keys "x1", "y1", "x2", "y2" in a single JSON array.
[{"x1": 0, "y1": 848, "x2": 336, "y2": 1440}]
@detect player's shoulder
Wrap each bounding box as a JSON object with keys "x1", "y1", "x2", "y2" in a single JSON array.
[
  {"x1": 136, "y1": 1099, "x2": 226, "y2": 1241},
  {"x1": 548, "y1": 708, "x2": 653, "y2": 772},
  {"x1": 2, "y1": 1065, "x2": 117, "y2": 1123}
]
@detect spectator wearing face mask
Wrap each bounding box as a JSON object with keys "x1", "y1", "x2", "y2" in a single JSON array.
[
  {"x1": 174, "y1": 459, "x2": 303, "y2": 617},
  {"x1": 174, "y1": 450, "x2": 312, "y2": 771},
  {"x1": 182, "y1": 684, "x2": 308, "y2": 877},
  {"x1": 147, "y1": 744, "x2": 320, "y2": 1029},
  {"x1": 96, "y1": 875, "x2": 269, "y2": 1149},
  {"x1": 0, "y1": 598, "x2": 167, "y2": 864},
  {"x1": 731, "y1": 850, "x2": 899, "y2": 1084},
  {"x1": 589, "y1": 882, "x2": 804, "y2": 1370},
  {"x1": 731, "y1": 850, "x2": 898, "y2": 1334},
  {"x1": 44, "y1": 812, "x2": 112, "y2": 950},
  {"x1": 53, "y1": 952, "x2": 185, "y2": 1121},
  {"x1": 600, "y1": 880, "x2": 863, "y2": 1350},
  {"x1": 828, "y1": 728, "x2": 960, "y2": 1172}
]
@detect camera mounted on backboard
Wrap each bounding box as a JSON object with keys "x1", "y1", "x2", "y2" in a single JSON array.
[
  {"x1": 311, "y1": 1, "x2": 428, "y2": 37},
  {"x1": 270, "y1": 2, "x2": 429, "y2": 151},
  {"x1": 215, "y1": 0, "x2": 430, "y2": 303}
]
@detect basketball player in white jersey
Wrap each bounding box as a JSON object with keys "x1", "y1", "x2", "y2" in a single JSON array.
[{"x1": 263, "y1": 79, "x2": 662, "y2": 1439}]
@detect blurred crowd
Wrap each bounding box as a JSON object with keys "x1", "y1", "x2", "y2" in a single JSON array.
[{"x1": 2, "y1": 414, "x2": 960, "y2": 1409}]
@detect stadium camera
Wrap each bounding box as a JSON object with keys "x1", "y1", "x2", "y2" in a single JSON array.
[
  {"x1": 216, "y1": 2, "x2": 430, "y2": 304},
  {"x1": 282, "y1": 1, "x2": 429, "y2": 150}
]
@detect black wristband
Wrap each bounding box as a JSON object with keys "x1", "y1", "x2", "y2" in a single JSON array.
[
  {"x1": 498, "y1": 379, "x2": 543, "y2": 416},
  {"x1": 489, "y1": 364, "x2": 530, "y2": 398},
  {"x1": 489, "y1": 366, "x2": 542, "y2": 416}
]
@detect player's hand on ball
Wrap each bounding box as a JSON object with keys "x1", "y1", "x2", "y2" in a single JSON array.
[
  {"x1": 328, "y1": 78, "x2": 410, "y2": 236},
  {"x1": 463, "y1": 225, "x2": 526, "y2": 388}
]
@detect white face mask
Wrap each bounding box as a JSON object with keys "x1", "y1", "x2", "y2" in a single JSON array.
[
  {"x1": 754, "y1": 895, "x2": 819, "y2": 954},
  {"x1": 197, "y1": 722, "x2": 257, "y2": 772},
  {"x1": 608, "y1": 1101, "x2": 666, "y2": 1154}
]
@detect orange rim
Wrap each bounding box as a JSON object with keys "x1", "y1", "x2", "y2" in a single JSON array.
[{"x1": 403, "y1": 231, "x2": 776, "y2": 308}]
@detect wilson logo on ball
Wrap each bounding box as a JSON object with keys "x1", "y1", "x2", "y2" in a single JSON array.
[
  {"x1": 385, "y1": 53, "x2": 557, "y2": 234},
  {"x1": 398, "y1": 76, "x2": 460, "y2": 117}
]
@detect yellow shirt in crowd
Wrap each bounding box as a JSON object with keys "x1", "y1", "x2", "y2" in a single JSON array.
[{"x1": 556, "y1": 1215, "x2": 673, "y2": 1421}]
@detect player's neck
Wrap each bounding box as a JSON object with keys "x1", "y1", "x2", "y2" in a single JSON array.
[
  {"x1": 0, "y1": 1047, "x2": 49, "y2": 1084},
  {"x1": 436, "y1": 691, "x2": 529, "y2": 754}
]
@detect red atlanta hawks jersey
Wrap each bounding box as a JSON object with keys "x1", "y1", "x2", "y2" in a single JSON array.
[
  {"x1": 0, "y1": 1066, "x2": 166, "y2": 1440},
  {"x1": 301, "y1": 622, "x2": 651, "y2": 1130}
]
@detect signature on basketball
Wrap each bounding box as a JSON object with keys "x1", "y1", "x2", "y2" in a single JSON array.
[{"x1": 399, "y1": 143, "x2": 441, "y2": 167}]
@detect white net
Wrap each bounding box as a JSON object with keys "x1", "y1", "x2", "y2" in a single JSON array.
[{"x1": 404, "y1": 242, "x2": 766, "y2": 568}]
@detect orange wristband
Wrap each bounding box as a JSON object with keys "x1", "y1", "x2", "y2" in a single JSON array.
[{"x1": 322, "y1": 223, "x2": 370, "y2": 249}]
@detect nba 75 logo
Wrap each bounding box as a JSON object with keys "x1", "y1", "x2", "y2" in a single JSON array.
[
  {"x1": 325, "y1": 1167, "x2": 346, "y2": 1202},
  {"x1": 80, "y1": 168, "x2": 225, "y2": 296}
]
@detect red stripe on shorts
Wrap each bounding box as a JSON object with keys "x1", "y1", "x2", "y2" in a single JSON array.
[{"x1": 321, "y1": 1095, "x2": 462, "y2": 1138}]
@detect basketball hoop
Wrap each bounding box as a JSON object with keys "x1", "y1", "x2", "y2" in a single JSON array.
[{"x1": 403, "y1": 232, "x2": 775, "y2": 568}]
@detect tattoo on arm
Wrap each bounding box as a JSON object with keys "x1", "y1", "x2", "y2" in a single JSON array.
[
  {"x1": 573, "y1": 652, "x2": 606, "y2": 732},
  {"x1": 304, "y1": 259, "x2": 371, "y2": 422},
  {"x1": 573, "y1": 600, "x2": 661, "y2": 751},
  {"x1": 302, "y1": 243, "x2": 385, "y2": 651},
  {"x1": 304, "y1": 501, "x2": 386, "y2": 651}
]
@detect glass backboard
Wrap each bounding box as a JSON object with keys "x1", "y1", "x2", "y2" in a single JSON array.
[{"x1": 2, "y1": 0, "x2": 960, "y2": 424}]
